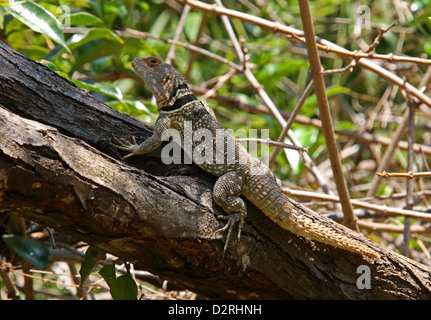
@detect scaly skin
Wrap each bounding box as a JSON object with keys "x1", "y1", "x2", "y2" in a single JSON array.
[{"x1": 112, "y1": 56, "x2": 378, "y2": 259}]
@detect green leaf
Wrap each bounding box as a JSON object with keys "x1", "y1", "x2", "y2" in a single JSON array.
[
  {"x1": 40, "y1": 60, "x2": 70, "y2": 79},
  {"x1": 286, "y1": 126, "x2": 319, "y2": 173},
  {"x1": 72, "y1": 79, "x2": 124, "y2": 100},
  {"x1": 376, "y1": 184, "x2": 394, "y2": 197},
  {"x1": 333, "y1": 120, "x2": 357, "y2": 131},
  {"x1": 22, "y1": 45, "x2": 50, "y2": 60},
  {"x1": 325, "y1": 85, "x2": 351, "y2": 97},
  {"x1": 99, "y1": 263, "x2": 116, "y2": 287},
  {"x1": 69, "y1": 12, "x2": 103, "y2": 26},
  {"x1": 294, "y1": 125, "x2": 319, "y2": 147},
  {"x1": 55, "y1": 71, "x2": 71, "y2": 80},
  {"x1": 110, "y1": 275, "x2": 137, "y2": 300},
  {"x1": 1, "y1": 0, "x2": 71, "y2": 53},
  {"x1": 257, "y1": 60, "x2": 309, "y2": 88},
  {"x1": 149, "y1": 9, "x2": 172, "y2": 36},
  {"x1": 79, "y1": 246, "x2": 104, "y2": 285},
  {"x1": 67, "y1": 27, "x2": 124, "y2": 50},
  {"x1": 184, "y1": 11, "x2": 202, "y2": 42},
  {"x1": 99, "y1": 264, "x2": 137, "y2": 300},
  {"x1": 2, "y1": 234, "x2": 51, "y2": 270},
  {"x1": 107, "y1": 99, "x2": 151, "y2": 115},
  {"x1": 70, "y1": 40, "x2": 123, "y2": 71}
]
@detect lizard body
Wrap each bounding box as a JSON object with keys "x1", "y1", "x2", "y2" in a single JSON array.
[{"x1": 112, "y1": 56, "x2": 378, "y2": 259}]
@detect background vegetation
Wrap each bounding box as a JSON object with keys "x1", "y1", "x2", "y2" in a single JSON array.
[{"x1": 1, "y1": 0, "x2": 431, "y2": 299}]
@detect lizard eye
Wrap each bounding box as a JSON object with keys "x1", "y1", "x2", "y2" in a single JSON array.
[{"x1": 145, "y1": 57, "x2": 161, "y2": 66}]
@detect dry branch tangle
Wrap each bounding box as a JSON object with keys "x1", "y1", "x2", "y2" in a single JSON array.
[{"x1": 181, "y1": 0, "x2": 431, "y2": 108}]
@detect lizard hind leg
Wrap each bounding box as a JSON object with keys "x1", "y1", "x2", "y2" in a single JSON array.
[{"x1": 212, "y1": 171, "x2": 247, "y2": 254}]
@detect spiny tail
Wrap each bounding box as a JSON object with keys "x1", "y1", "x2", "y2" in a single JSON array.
[{"x1": 270, "y1": 203, "x2": 379, "y2": 259}]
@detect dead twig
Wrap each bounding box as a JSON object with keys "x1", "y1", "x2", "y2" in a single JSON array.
[
  {"x1": 298, "y1": 0, "x2": 357, "y2": 230},
  {"x1": 285, "y1": 188, "x2": 431, "y2": 221},
  {"x1": 269, "y1": 80, "x2": 314, "y2": 168},
  {"x1": 323, "y1": 60, "x2": 356, "y2": 75},
  {"x1": 365, "y1": 21, "x2": 398, "y2": 53},
  {"x1": 165, "y1": 4, "x2": 191, "y2": 64},
  {"x1": 357, "y1": 220, "x2": 431, "y2": 234},
  {"x1": 236, "y1": 137, "x2": 308, "y2": 154},
  {"x1": 377, "y1": 171, "x2": 431, "y2": 179}
]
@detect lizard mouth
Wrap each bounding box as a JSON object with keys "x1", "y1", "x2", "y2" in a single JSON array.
[
  {"x1": 132, "y1": 57, "x2": 150, "y2": 76},
  {"x1": 132, "y1": 57, "x2": 163, "y2": 100}
]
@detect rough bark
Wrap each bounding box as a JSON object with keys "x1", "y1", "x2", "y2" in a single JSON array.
[{"x1": 0, "y1": 40, "x2": 430, "y2": 299}]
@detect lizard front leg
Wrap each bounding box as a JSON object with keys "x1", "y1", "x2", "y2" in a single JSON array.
[
  {"x1": 111, "y1": 115, "x2": 170, "y2": 159},
  {"x1": 135, "y1": 118, "x2": 155, "y2": 131},
  {"x1": 213, "y1": 171, "x2": 247, "y2": 254}
]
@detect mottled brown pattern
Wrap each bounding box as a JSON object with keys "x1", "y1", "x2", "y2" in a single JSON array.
[{"x1": 112, "y1": 57, "x2": 378, "y2": 258}]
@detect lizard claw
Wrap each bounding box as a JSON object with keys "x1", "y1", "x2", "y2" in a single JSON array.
[
  {"x1": 215, "y1": 213, "x2": 245, "y2": 255},
  {"x1": 110, "y1": 136, "x2": 140, "y2": 159}
]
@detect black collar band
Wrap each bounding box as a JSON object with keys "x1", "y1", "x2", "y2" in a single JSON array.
[{"x1": 162, "y1": 93, "x2": 197, "y2": 111}]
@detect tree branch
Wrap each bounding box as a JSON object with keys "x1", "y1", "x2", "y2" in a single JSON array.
[{"x1": 298, "y1": 0, "x2": 357, "y2": 230}]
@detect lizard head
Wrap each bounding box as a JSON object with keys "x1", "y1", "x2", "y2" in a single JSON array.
[{"x1": 132, "y1": 57, "x2": 189, "y2": 111}]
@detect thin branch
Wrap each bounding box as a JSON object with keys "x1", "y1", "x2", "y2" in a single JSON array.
[
  {"x1": 298, "y1": 0, "x2": 357, "y2": 230},
  {"x1": 366, "y1": 108, "x2": 410, "y2": 197},
  {"x1": 365, "y1": 21, "x2": 398, "y2": 53},
  {"x1": 348, "y1": 189, "x2": 431, "y2": 203},
  {"x1": 199, "y1": 69, "x2": 237, "y2": 100},
  {"x1": 165, "y1": 3, "x2": 191, "y2": 64},
  {"x1": 236, "y1": 137, "x2": 308, "y2": 154},
  {"x1": 367, "y1": 68, "x2": 431, "y2": 196},
  {"x1": 115, "y1": 28, "x2": 244, "y2": 72},
  {"x1": 416, "y1": 239, "x2": 431, "y2": 260},
  {"x1": 377, "y1": 171, "x2": 431, "y2": 179},
  {"x1": 214, "y1": 0, "x2": 245, "y2": 65},
  {"x1": 285, "y1": 188, "x2": 431, "y2": 221},
  {"x1": 288, "y1": 25, "x2": 431, "y2": 65},
  {"x1": 403, "y1": 90, "x2": 417, "y2": 254},
  {"x1": 269, "y1": 80, "x2": 314, "y2": 168},
  {"x1": 357, "y1": 220, "x2": 431, "y2": 234},
  {"x1": 323, "y1": 60, "x2": 356, "y2": 75}
]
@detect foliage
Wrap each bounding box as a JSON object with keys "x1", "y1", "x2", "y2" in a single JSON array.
[
  {"x1": 2, "y1": 234, "x2": 51, "y2": 270},
  {"x1": 1, "y1": 0, "x2": 431, "y2": 300}
]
